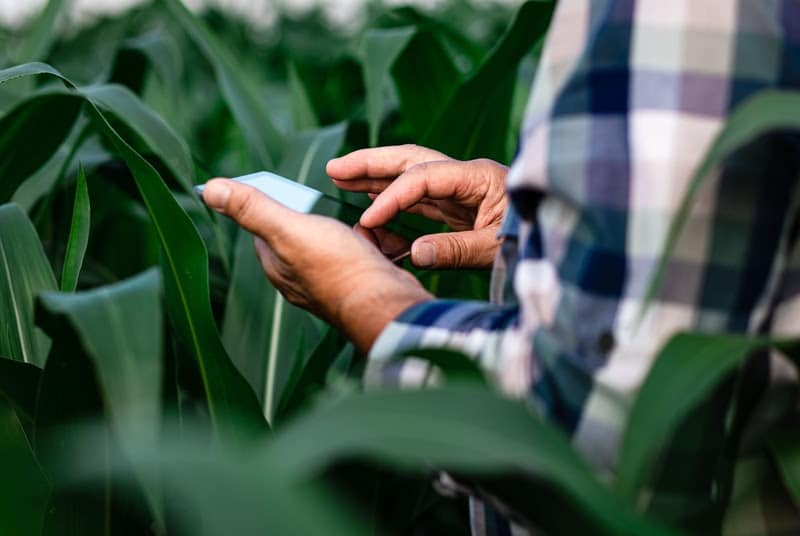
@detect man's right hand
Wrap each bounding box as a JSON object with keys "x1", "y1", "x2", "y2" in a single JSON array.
[{"x1": 327, "y1": 145, "x2": 508, "y2": 270}]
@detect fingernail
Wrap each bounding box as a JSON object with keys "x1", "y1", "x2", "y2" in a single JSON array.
[
  {"x1": 204, "y1": 181, "x2": 231, "y2": 210},
  {"x1": 414, "y1": 242, "x2": 437, "y2": 268}
]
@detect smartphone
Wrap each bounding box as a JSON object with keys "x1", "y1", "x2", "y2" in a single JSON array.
[
  {"x1": 195, "y1": 171, "x2": 418, "y2": 261},
  {"x1": 195, "y1": 171, "x2": 363, "y2": 226}
]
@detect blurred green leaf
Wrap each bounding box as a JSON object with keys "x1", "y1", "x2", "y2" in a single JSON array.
[
  {"x1": 0, "y1": 203, "x2": 57, "y2": 365},
  {"x1": 361, "y1": 26, "x2": 416, "y2": 146},
  {"x1": 223, "y1": 123, "x2": 347, "y2": 421},
  {"x1": 111, "y1": 29, "x2": 183, "y2": 99},
  {"x1": 771, "y1": 430, "x2": 800, "y2": 511},
  {"x1": 644, "y1": 91, "x2": 800, "y2": 314},
  {"x1": 424, "y1": 0, "x2": 554, "y2": 162},
  {"x1": 60, "y1": 163, "x2": 90, "y2": 292},
  {"x1": 392, "y1": 31, "x2": 462, "y2": 140},
  {"x1": 0, "y1": 396, "x2": 49, "y2": 536},
  {"x1": 64, "y1": 422, "x2": 367, "y2": 536},
  {"x1": 16, "y1": 0, "x2": 67, "y2": 63},
  {"x1": 0, "y1": 62, "x2": 265, "y2": 436},
  {"x1": 0, "y1": 356, "x2": 42, "y2": 434},
  {"x1": 160, "y1": 0, "x2": 285, "y2": 169},
  {"x1": 39, "y1": 269, "x2": 164, "y2": 527},
  {"x1": 39, "y1": 269, "x2": 163, "y2": 450},
  {"x1": 279, "y1": 122, "x2": 347, "y2": 195},
  {"x1": 84, "y1": 83, "x2": 195, "y2": 192},
  {"x1": 616, "y1": 332, "x2": 800, "y2": 500},
  {"x1": 288, "y1": 62, "x2": 318, "y2": 131},
  {"x1": 34, "y1": 292, "x2": 153, "y2": 535},
  {"x1": 269, "y1": 386, "x2": 675, "y2": 535},
  {"x1": 274, "y1": 327, "x2": 347, "y2": 423},
  {"x1": 0, "y1": 90, "x2": 82, "y2": 203}
]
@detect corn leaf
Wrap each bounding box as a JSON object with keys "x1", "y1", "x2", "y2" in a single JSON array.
[
  {"x1": 60, "y1": 164, "x2": 91, "y2": 292},
  {"x1": 423, "y1": 0, "x2": 554, "y2": 163},
  {"x1": 0, "y1": 396, "x2": 50, "y2": 536},
  {"x1": 288, "y1": 62, "x2": 318, "y2": 131},
  {"x1": 0, "y1": 203, "x2": 57, "y2": 366},
  {"x1": 0, "y1": 63, "x2": 265, "y2": 436},
  {"x1": 268, "y1": 386, "x2": 676, "y2": 535},
  {"x1": 33, "y1": 295, "x2": 152, "y2": 534},
  {"x1": 38, "y1": 269, "x2": 164, "y2": 526},
  {"x1": 61, "y1": 422, "x2": 368, "y2": 536},
  {"x1": 83, "y1": 84, "x2": 195, "y2": 193},
  {"x1": 0, "y1": 91, "x2": 82, "y2": 203},
  {"x1": 616, "y1": 332, "x2": 800, "y2": 500},
  {"x1": 0, "y1": 356, "x2": 42, "y2": 436},
  {"x1": 159, "y1": 0, "x2": 285, "y2": 169},
  {"x1": 391, "y1": 31, "x2": 462, "y2": 140},
  {"x1": 771, "y1": 430, "x2": 800, "y2": 511},
  {"x1": 361, "y1": 26, "x2": 417, "y2": 147},
  {"x1": 15, "y1": 0, "x2": 67, "y2": 63},
  {"x1": 223, "y1": 123, "x2": 346, "y2": 421}
]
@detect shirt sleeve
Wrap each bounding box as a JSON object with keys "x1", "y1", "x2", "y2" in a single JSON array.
[{"x1": 365, "y1": 300, "x2": 527, "y2": 392}]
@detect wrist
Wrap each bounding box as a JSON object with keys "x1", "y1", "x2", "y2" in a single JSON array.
[{"x1": 334, "y1": 267, "x2": 432, "y2": 354}]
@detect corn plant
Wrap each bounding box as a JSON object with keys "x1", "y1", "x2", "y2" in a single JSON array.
[{"x1": 2, "y1": 0, "x2": 800, "y2": 534}]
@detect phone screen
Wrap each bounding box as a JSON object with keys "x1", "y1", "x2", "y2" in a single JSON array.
[{"x1": 195, "y1": 171, "x2": 363, "y2": 227}]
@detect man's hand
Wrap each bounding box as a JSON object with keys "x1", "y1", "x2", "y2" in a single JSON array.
[
  {"x1": 327, "y1": 145, "x2": 508, "y2": 269},
  {"x1": 202, "y1": 178, "x2": 432, "y2": 353}
]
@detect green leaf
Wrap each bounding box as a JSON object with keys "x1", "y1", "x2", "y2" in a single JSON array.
[
  {"x1": 83, "y1": 83, "x2": 195, "y2": 193},
  {"x1": 771, "y1": 430, "x2": 800, "y2": 511},
  {"x1": 38, "y1": 269, "x2": 164, "y2": 527},
  {"x1": 63, "y1": 422, "x2": 368, "y2": 536},
  {"x1": 278, "y1": 122, "x2": 347, "y2": 195},
  {"x1": 15, "y1": 0, "x2": 67, "y2": 63},
  {"x1": 0, "y1": 356, "x2": 42, "y2": 434},
  {"x1": 0, "y1": 203, "x2": 57, "y2": 365},
  {"x1": 392, "y1": 31, "x2": 462, "y2": 140},
  {"x1": 223, "y1": 123, "x2": 347, "y2": 422},
  {"x1": 60, "y1": 164, "x2": 91, "y2": 292},
  {"x1": 360, "y1": 26, "x2": 417, "y2": 146},
  {"x1": 424, "y1": 0, "x2": 554, "y2": 162},
  {"x1": 34, "y1": 294, "x2": 154, "y2": 534},
  {"x1": 0, "y1": 396, "x2": 50, "y2": 536},
  {"x1": 395, "y1": 348, "x2": 488, "y2": 385},
  {"x1": 615, "y1": 333, "x2": 800, "y2": 500},
  {"x1": 268, "y1": 386, "x2": 675, "y2": 535},
  {"x1": 0, "y1": 90, "x2": 82, "y2": 203},
  {"x1": 288, "y1": 62, "x2": 318, "y2": 131},
  {"x1": 160, "y1": 0, "x2": 285, "y2": 169},
  {"x1": 39, "y1": 269, "x2": 163, "y2": 449},
  {"x1": 644, "y1": 91, "x2": 800, "y2": 314},
  {"x1": 274, "y1": 327, "x2": 347, "y2": 423},
  {"x1": 0, "y1": 63, "x2": 265, "y2": 436}
]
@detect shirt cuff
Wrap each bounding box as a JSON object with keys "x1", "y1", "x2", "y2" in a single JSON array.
[{"x1": 366, "y1": 299, "x2": 521, "y2": 390}]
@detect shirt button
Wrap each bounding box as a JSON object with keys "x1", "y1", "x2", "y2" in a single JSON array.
[{"x1": 597, "y1": 330, "x2": 615, "y2": 354}]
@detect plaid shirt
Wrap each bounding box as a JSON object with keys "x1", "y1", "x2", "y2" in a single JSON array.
[{"x1": 367, "y1": 0, "x2": 800, "y2": 534}]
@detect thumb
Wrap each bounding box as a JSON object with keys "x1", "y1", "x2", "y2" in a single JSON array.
[
  {"x1": 202, "y1": 178, "x2": 299, "y2": 243},
  {"x1": 411, "y1": 228, "x2": 501, "y2": 270}
]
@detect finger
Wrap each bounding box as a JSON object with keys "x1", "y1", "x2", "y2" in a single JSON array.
[
  {"x1": 371, "y1": 227, "x2": 411, "y2": 257},
  {"x1": 203, "y1": 178, "x2": 298, "y2": 245},
  {"x1": 402, "y1": 203, "x2": 446, "y2": 222},
  {"x1": 326, "y1": 145, "x2": 450, "y2": 181},
  {"x1": 411, "y1": 228, "x2": 502, "y2": 270},
  {"x1": 360, "y1": 160, "x2": 485, "y2": 228},
  {"x1": 331, "y1": 177, "x2": 393, "y2": 194},
  {"x1": 353, "y1": 223, "x2": 379, "y2": 248}
]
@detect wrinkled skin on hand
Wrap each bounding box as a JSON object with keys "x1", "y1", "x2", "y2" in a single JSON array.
[
  {"x1": 202, "y1": 178, "x2": 432, "y2": 353},
  {"x1": 328, "y1": 144, "x2": 508, "y2": 270}
]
